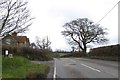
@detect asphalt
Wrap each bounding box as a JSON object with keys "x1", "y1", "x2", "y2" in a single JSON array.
[
  {"x1": 31, "y1": 58, "x2": 119, "y2": 79},
  {"x1": 54, "y1": 58, "x2": 119, "y2": 79}
]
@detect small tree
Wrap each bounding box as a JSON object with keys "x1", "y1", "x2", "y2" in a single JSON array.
[
  {"x1": 62, "y1": 18, "x2": 108, "y2": 54},
  {"x1": 0, "y1": 0, "x2": 34, "y2": 36},
  {"x1": 36, "y1": 36, "x2": 52, "y2": 50},
  {"x1": 30, "y1": 43, "x2": 37, "y2": 49}
]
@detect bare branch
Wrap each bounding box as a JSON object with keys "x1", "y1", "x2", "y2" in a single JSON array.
[
  {"x1": 62, "y1": 18, "x2": 108, "y2": 53},
  {"x1": 35, "y1": 36, "x2": 52, "y2": 50},
  {"x1": 0, "y1": 0, "x2": 34, "y2": 36}
]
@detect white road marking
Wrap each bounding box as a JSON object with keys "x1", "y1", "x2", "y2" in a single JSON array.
[
  {"x1": 53, "y1": 59, "x2": 56, "y2": 80},
  {"x1": 81, "y1": 63, "x2": 101, "y2": 72}
]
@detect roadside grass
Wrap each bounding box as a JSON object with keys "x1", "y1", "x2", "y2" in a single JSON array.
[
  {"x1": 60, "y1": 53, "x2": 119, "y2": 61},
  {"x1": 85, "y1": 56, "x2": 119, "y2": 61},
  {"x1": 0, "y1": 56, "x2": 2, "y2": 78},
  {"x1": 60, "y1": 52, "x2": 83, "y2": 58},
  {"x1": 2, "y1": 56, "x2": 49, "y2": 79}
]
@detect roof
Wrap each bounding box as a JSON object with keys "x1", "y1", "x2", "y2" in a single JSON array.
[
  {"x1": 2, "y1": 32, "x2": 30, "y2": 43},
  {"x1": 14, "y1": 36, "x2": 27, "y2": 43}
]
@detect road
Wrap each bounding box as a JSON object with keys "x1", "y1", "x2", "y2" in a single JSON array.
[{"x1": 54, "y1": 58, "x2": 118, "y2": 79}]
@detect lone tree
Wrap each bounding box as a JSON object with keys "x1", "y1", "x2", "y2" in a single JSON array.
[
  {"x1": 62, "y1": 18, "x2": 108, "y2": 54},
  {"x1": 0, "y1": 0, "x2": 33, "y2": 36}
]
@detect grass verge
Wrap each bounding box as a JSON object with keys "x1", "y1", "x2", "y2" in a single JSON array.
[
  {"x1": 86, "y1": 56, "x2": 119, "y2": 61},
  {"x1": 60, "y1": 53, "x2": 119, "y2": 61},
  {"x1": 2, "y1": 56, "x2": 49, "y2": 79},
  {"x1": 0, "y1": 56, "x2": 2, "y2": 78}
]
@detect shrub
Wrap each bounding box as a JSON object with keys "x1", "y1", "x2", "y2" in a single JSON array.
[
  {"x1": 2, "y1": 45, "x2": 17, "y2": 55},
  {"x1": 18, "y1": 47, "x2": 53, "y2": 61},
  {"x1": 61, "y1": 51, "x2": 85, "y2": 57},
  {"x1": 89, "y1": 44, "x2": 120, "y2": 57},
  {"x1": 2, "y1": 45, "x2": 53, "y2": 61}
]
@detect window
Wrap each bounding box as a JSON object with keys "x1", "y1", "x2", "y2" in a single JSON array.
[{"x1": 6, "y1": 39, "x2": 11, "y2": 44}]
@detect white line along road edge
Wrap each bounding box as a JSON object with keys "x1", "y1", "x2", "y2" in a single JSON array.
[
  {"x1": 53, "y1": 58, "x2": 56, "y2": 80},
  {"x1": 81, "y1": 63, "x2": 101, "y2": 72}
]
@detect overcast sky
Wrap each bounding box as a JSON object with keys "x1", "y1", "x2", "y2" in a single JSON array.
[{"x1": 25, "y1": 0, "x2": 119, "y2": 51}]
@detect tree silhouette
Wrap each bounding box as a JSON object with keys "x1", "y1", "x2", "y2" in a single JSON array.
[
  {"x1": 0, "y1": 0, "x2": 34, "y2": 36},
  {"x1": 62, "y1": 18, "x2": 108, "y2": 54}
]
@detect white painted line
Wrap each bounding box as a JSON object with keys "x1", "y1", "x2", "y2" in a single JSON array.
[
  {"x1": 81, "y1": 63, "x2": 101, "y2": 72},
  {"x1": 54, "y1": 66, "x2": 56, "y2": 80},
  {"x1": 53, "y1": 59, "x2": 56, "y2": 80}
]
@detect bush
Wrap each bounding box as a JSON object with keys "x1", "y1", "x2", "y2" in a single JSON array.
[
  {"x1": 2, "y1": 45, "x2": 17, "y2": 55},
  {"x1": 2, "y1": 45, "x2": 53, "y2": 61},
  {"x1": 89, "y1": 44, "x2": 120, "y2": 57},
  {"x1": 61, "y1": 51, "x2": 85, "y2": 57},
  {"x1": 2, "y1": 45, "x2": 17, "y2": 54},
  {"x1": 18, "y1": 47, "x2": 53, "y2": 61}
]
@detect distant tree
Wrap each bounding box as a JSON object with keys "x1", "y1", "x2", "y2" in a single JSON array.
[
  {"x1": 71, "y1": 46, "x2": 75, "y2": 52},
  {"x1": 36, "y1": 36, "x2": 52, "y2": 50},
  {"x1": 30, "y1": 43, "x2": 37, "y2": 49},
  {"x1": 0, "y1": 0, "x2": 34, "y2": 36},
  {"x1": 54, "y1": 49, "x2": 69, "y2": 53},
  {"x1": 61, "y1": 18, "x2": 108, "y2": 54}
]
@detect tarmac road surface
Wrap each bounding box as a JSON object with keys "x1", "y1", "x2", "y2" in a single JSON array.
[{"x1": 54, "y1": 58, "x2": 118, "y2": 79}]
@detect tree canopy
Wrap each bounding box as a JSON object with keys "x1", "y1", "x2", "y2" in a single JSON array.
[{"x1": 62, "y1": 18, "x2": 108, "y2": 54}]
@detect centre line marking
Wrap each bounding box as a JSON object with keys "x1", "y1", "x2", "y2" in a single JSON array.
[{"x1": 81, "y1": 63, "x2": 101, "y2": 72}]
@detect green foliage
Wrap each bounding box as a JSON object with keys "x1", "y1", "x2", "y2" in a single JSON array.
[
  {"x1": 0, "y1": 56, "x2": 2, "y2": 78},
  {"x1": 2, "y1": 36, "x2": 53, "y2": 61},
  {"x1": 2, "y1": 56, "x2": 49, "y2": 79},
  {"x1": 52, "y1": 53, "x2": 60, "y2": 58},
  {"x1": 61, "y1": 51, "x2": 85, "y2": 58},
  {"x1": 2, "y1": 45, "x2": 54, "y2": 61},
  {"x1": 18, "y1": 47, "x2": 53, "y2": 61},
  {"x1": 86, "y1": 56, "x2": 119, "y2": 61}
]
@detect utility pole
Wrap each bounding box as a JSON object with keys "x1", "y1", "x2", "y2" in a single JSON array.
[
  {"x1": 118, "y1": 1, "x2": 120, "y2": 44},
  {"x1": 118, "y1": 3, "x2": 120, "y2": 79},
  {"x1": 0, "y1": 19, "x2": 2, "y2": 79}
]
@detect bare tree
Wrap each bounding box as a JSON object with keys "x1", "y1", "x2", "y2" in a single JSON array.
[
  {"x1": 61, "y1": 18, "x2": 108, "y2": 54},
  {"x1": 36, "y1": 36, "x2": 51, "y2": 50},
  {"x1": 0, "y1": 0, "x2": 33, "y2": 36},
  {"x1": 30, "y1": 43, "x2": 37, "y2": 49}
]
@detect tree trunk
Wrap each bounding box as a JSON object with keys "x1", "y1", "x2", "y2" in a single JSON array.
[{"x1": 83, "y1": 42, "x2": 87, "y2": 56}]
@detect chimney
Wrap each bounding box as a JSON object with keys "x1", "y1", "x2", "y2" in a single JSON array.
[{"x1": 12, "y1": 32, "x2": 17, "y2": 37}]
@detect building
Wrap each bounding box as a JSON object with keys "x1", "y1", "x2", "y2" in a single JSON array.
[{"x1": 2, "y1": 32, "x2": 30, "y2": 53}]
